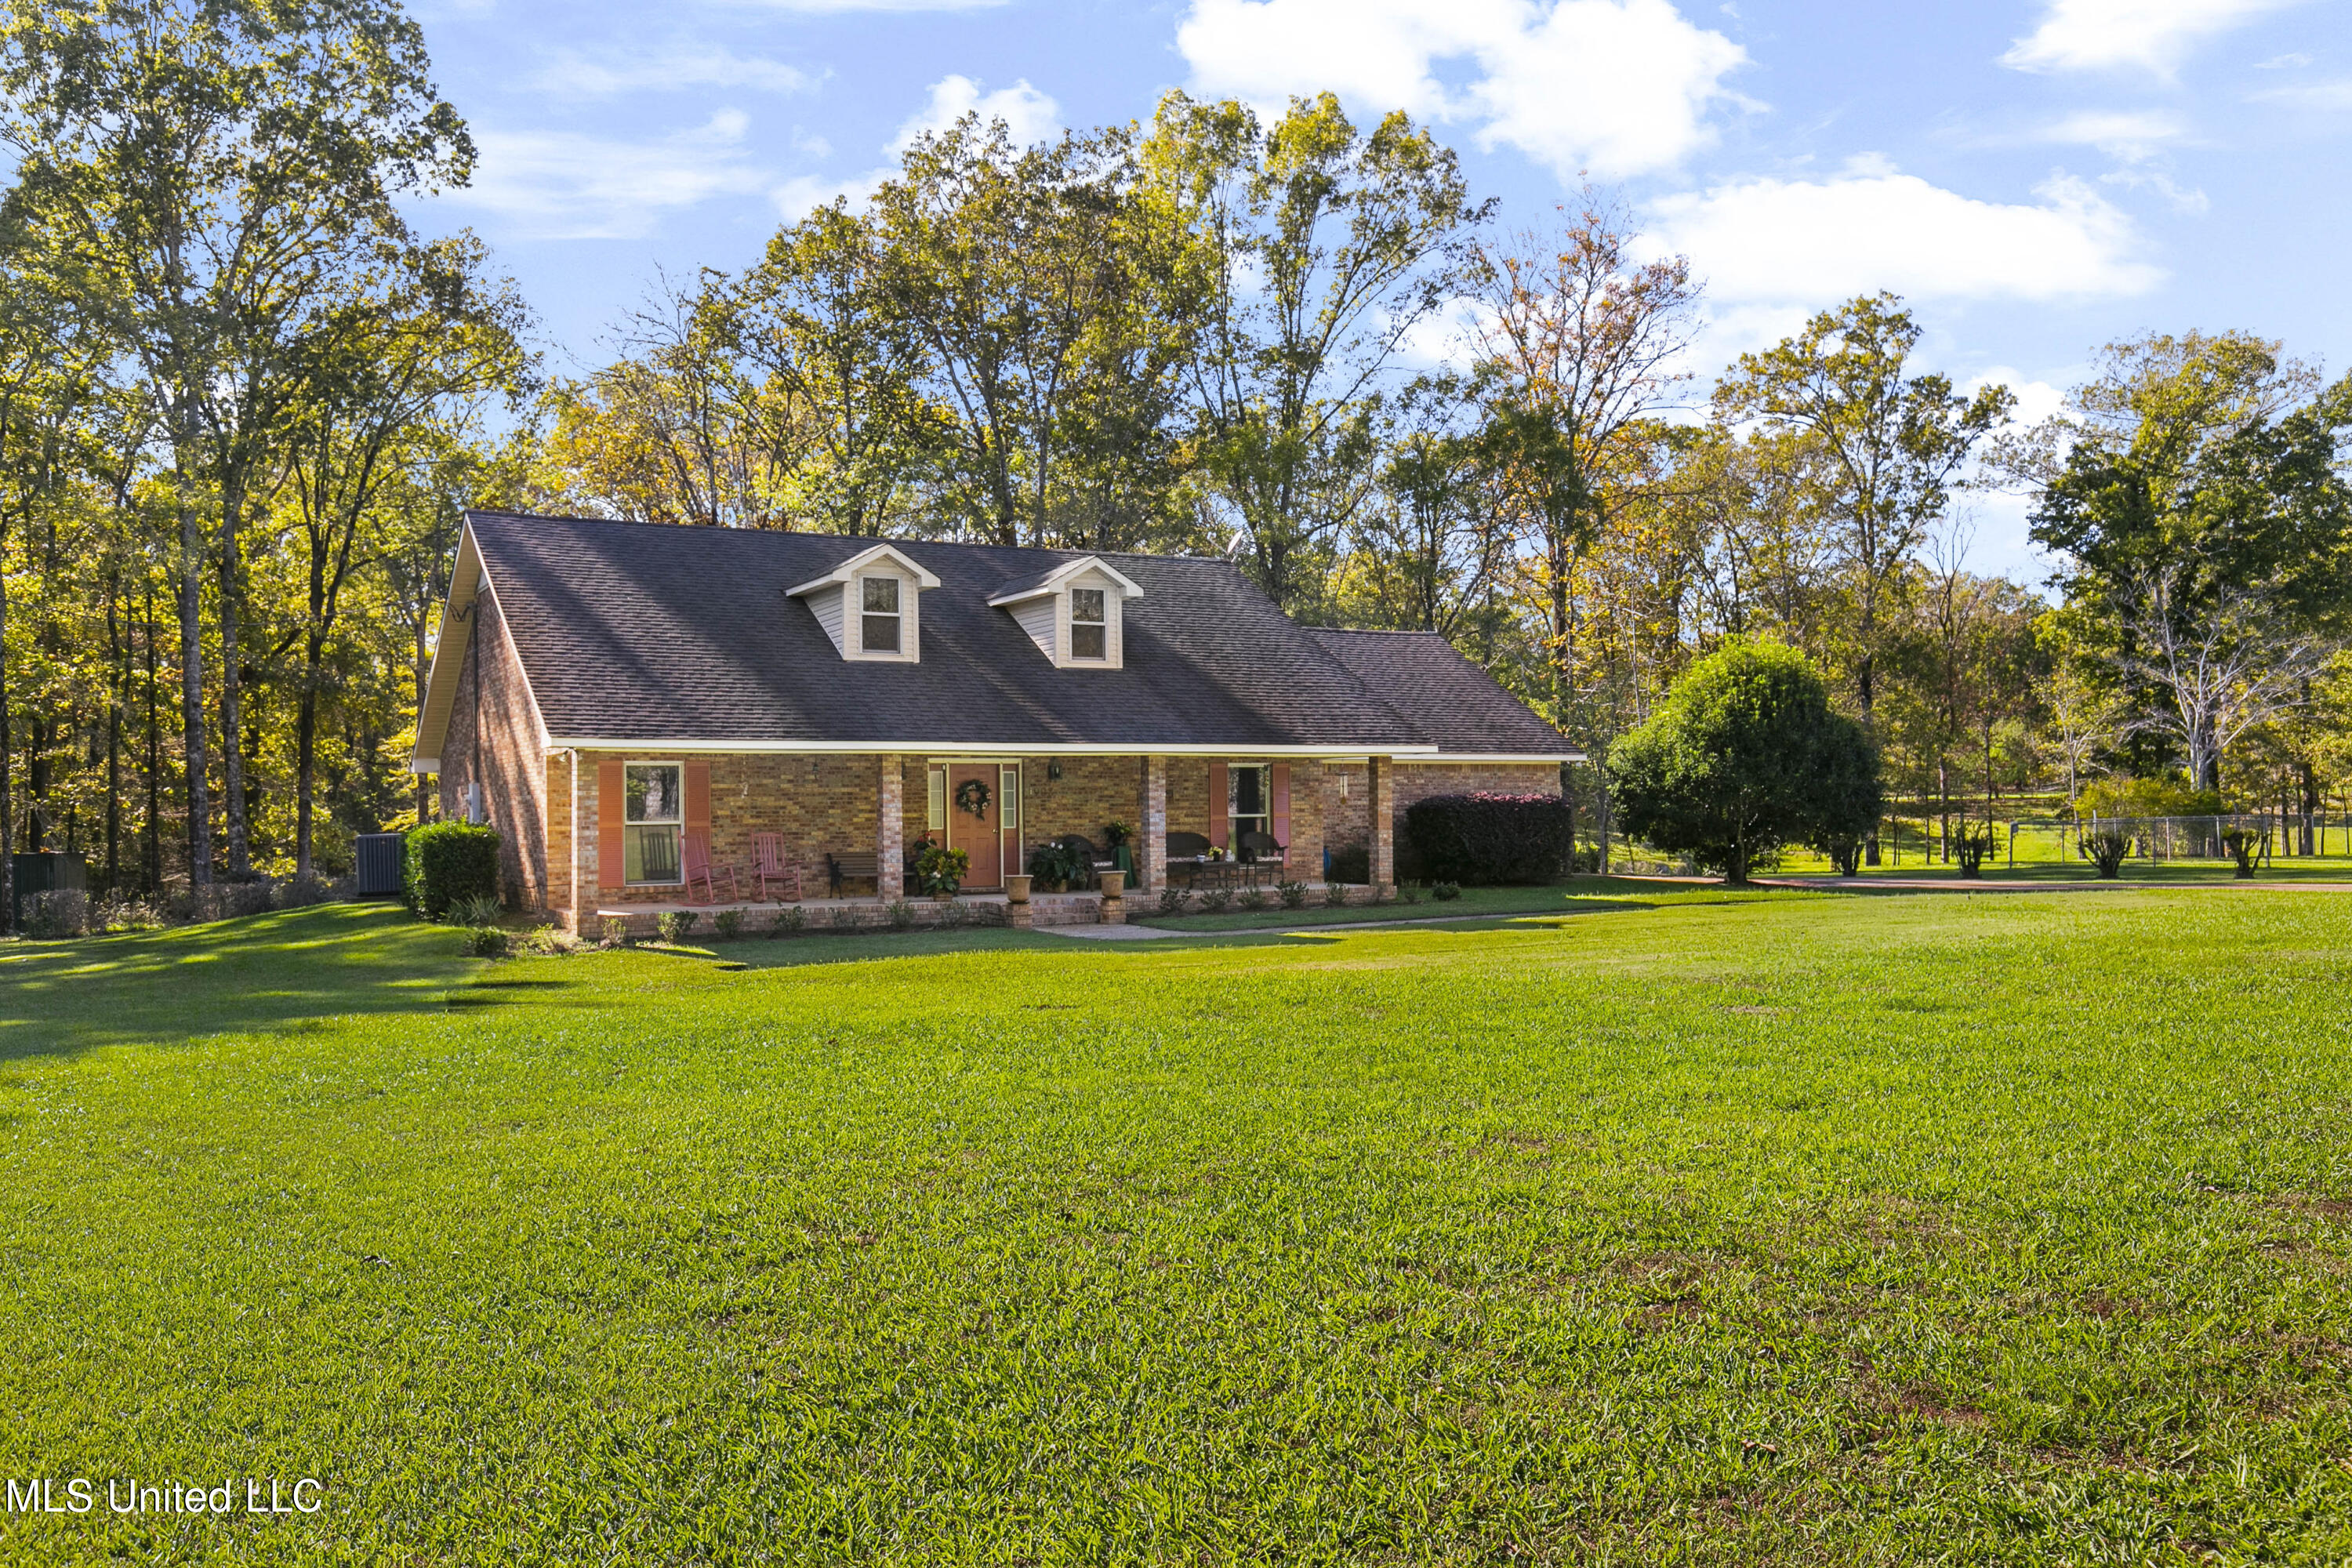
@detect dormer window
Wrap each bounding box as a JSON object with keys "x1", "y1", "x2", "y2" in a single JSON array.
[
  {"x1": 861, "y1": 575, "x2": 902, "y2": 653},
  {"x1": 989, "y1": 555, "x2": 1143, "y2": 670},
  {"x1": 786, "y1": 543, "x2": 940, "y2": 662},
  {"x1": 1069, "y1": 588, "x2": 1107, "y2": 660}
]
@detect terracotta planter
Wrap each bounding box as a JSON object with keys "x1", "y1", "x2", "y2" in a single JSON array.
[
  {"x1": 1004, "y1": 874, "x2": 1033, "y2": 904},
  {"x1": 1097, "y1": 870, "x2": 1125, "y2": 897}
]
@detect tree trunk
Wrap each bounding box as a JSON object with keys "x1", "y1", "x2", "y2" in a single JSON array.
[
  {"x1": 176, "y1": 456, "x2": 212, "y2": 886},
  {"x1": 295, "y1": 643, "x2": 321, "y2": 880},
  {"x1": 218, "y1": 481, "x2": 250, "y2": 876},
  {"x1": 2299, "y1": 758, "x2": 2318, "y2": 855},
  {"x1": 106, "y1": 572, "x2": 123, "y2": 895},
  {"x1": 412, "y1": 610, "x2": 432, "y2": 826},
  {"x1": 143, "y1": 586, "x2": 164, "y2": 895},
  {"x1": 0, "y1": 514, "x2": 12, "y2": 936}
]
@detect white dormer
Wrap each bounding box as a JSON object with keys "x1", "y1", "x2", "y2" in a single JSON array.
[
  {"x1": 988, "y1": 556, "x2": 1145, "y2": 670},
  {"x1": 786, "y1": 543, "x2": 942, "y2": 662}
]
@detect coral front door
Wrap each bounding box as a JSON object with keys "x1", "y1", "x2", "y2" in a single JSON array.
[{"x1": 949, "y1": 764, "x2": 1004, "y2": 888}]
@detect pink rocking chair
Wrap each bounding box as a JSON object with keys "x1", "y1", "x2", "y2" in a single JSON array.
[
  {"x1": 750, "y1": 833, "x2": 803, "y2": 902},
  {"x1": 680, "y1": 833, "x2": 742, "y2": 906}
]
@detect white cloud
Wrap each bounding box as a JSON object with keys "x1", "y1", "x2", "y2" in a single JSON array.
[
  {"x1": 2002, "y1": 0, "x2": 2301, "y2": 75},
  {"x1": 771, "y1": 75, "x2": 1064, "y2": 221},
  {"x1": 1176, "y1": 0, "x2": 1748, "y2": 178},
  {"x1": 529, "y1": 47, "x2": 816, "y2": 97},
  {"x1": 2041, "y1": 108, "x2": 2187, "y2": 161},
  {"x1": 892, "y1": 74, "x2": 1063, "y2": 149},
  {"x1": 1469, "y1": 0, "x2": 1751, "y2": 176},
  {"x1": 1645, "y1": 162, "x2": 2165, "y2": 307},
  {"x1": 450, "y1": 111, "x2": 770, "y2": 240},
  {"x1": 2255, "y1": 76, "x2": 2352, "y2": 110},
  {"x1": 1968, "y1": 368, "x2": 2067, "y2": 426},
  {"x1": 772, "y1": 169, "x2": 889, "y2": 220}
]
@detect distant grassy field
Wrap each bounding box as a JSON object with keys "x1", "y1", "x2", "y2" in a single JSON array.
[{"x1": 4, "y1": 890, "x2": 2350, "y2": 1563}]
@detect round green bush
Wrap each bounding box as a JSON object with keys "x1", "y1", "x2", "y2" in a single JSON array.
[{"x1": 1606, "y1": 641, "x2": 1880, "y2": 885}]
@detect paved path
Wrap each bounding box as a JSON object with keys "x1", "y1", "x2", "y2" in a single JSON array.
[{"x1": 1036, "y1": 922, "x2": 1189, "y2": 941}]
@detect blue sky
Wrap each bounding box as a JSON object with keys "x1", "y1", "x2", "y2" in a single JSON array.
[{"x1": 408, "y1": 0, "x2": 2352, "y2": 578}]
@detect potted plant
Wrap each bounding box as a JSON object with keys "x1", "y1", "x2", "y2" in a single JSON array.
[
  {"x1": 914, "y1": 838, "x2": 970, "y2": 898},
  {"x1": 1104, "y1": 820, "x2": 1132, "y2": 848},
  {"x1": 1026, "y1": 840, "x2": 1087, "y2": 892}
]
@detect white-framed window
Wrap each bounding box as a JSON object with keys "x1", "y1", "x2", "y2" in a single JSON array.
[
  {"x1": 1069, "y1": 587, "x2": 1107, "y2": 661},
  {"x1": 860, "y1": 575, "x2": 902, "y2": 654},
  {"x1": 1229, "y1": 764, "x2": 1270, "y2": 846},
  {"x1": 623, "y1": 761, "x2": 683, "y2": 885},
  {"x1": 926, "y1": 767, "x2": 946, "y2": 833}
]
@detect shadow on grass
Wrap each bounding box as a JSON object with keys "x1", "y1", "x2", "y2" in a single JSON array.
[
  {"x1": 674, "y1": 924, "x2": 1365, "y2": 971},
  {"x1": 0, "y1": 902, "x2": 481, "y2": 1059},
  {"x1": 1134, "y1": 892, "x2": 1675, "y2": 935}
]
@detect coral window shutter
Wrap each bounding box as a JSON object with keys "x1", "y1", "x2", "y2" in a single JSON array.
[
  {"x1": 1208, "y1": 761, "x2": 1228, "y2": 849},
  {"x1": 684, "y1": 761, "x2": 712, "y2": 836},
  {"x1": 597, "y1": 760, "x2": 623, "y2": 891},
  {"x1": 1271, "y1": 764, "x2": 1290, "y2": 848}
]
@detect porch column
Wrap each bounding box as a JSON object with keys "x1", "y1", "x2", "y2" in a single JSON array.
[
  {"x1": 877, "y1": 754, "x2": 905, "y2": 899},
  {"x1": 1368, "y1": 754, "x2": 1396, "y2": 897},
  {"x1": 1139, "y1": 755, "x2": 1167, "y2": 892}
]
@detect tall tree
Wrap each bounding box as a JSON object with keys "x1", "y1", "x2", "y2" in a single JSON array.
[
  {"x1": 1334, "y1": 376, "x2": 1512, "y2": 638},
  {"x1": 1147, "y1": 92, "x2": 1484, "y2": 612},
  {"x1": 276, "y1": 236, "x2": 528, "y2": 876},
  {"x1": 1715, "y1": 295, "x2": 2010, "y2": 728},
  {"x1": 2031, "y1": 334, "x2": 2352, "y2": 789},
  {"x1": 870, "y1": 114, "x2": 1137, "y2": 546},
  {"x1": 2, "y1": 0, "x2": 474, "y2": 881},
  {"x1": 727, "y1": 204, "x2": 941, "y2": 537},
  {"x1": 1468, "y1": 191, "x2": 1701, "y2": 721}
]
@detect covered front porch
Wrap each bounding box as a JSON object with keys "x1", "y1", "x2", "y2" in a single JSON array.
[{"x1": 547, "y1": 750, "x2": 1403, "y2": 932}]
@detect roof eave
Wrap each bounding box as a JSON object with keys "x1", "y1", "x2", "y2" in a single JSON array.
[{"x1": 786, "y1": 541, "x2": 944, "y2": 597}]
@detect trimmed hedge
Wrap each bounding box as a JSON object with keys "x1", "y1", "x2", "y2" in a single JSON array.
[
  {"x1": 405, "y1": 821, "x2": 501, "y2": 919},
  {"x1": 1403, "y1": 793, "x2": 1574, "y2": 885}
]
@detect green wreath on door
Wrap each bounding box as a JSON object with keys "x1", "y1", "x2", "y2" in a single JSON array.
[{"x1": 954, "y1": 778, "x2": 993, "y2": 819}]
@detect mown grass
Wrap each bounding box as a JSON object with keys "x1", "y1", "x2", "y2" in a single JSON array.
[
  {"x1": 3, "y1": 891, "x2": 2350, "y2": 1563},
  {"x1": 1135, "y1": 879, "x2": 1657, "y2": 931},
  {"x1": 1770, "y1": 846, "x2": 2352, "y2": 882}
]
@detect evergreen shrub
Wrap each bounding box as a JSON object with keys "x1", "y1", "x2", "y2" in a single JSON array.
[
  {"x1": 405, "y1": 822, "x2": 500, "y2": 919},
  {"x1": 1403, "y1": 794, "x2": 1575, "y2": 885}
]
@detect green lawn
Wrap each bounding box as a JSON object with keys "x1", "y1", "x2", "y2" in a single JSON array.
[
  {"x1": 1135, "y1": 879, "x2": 1654, "y2": 931},
  {"x1": 5, "y1": 891, "x2": 2350, "y2": 1563},
  {"x1": 1771, "y1": 840, "x2": 2352, "y2": 882}
]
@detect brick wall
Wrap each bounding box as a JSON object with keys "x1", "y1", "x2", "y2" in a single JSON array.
[
  {"x1": 436, "y1": 583, "x2": 551, "y2": 910},
  {"x1": 1018, "y1": 755, "x2": 1144, "y2": 848},
  {"x1": 1162, "y1": 757, "x2": 1323, "y2": 881},
  {"x1": 535, "y1": 750, "x2": 1561, "y2": 924},
  {"x1": 568, "y1": 751, "x2": 890, "y2": 915}
]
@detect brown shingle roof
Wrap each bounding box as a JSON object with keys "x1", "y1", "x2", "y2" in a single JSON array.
[
  {"x1": 1308, "y1": 629, "x2": 1577, "y2": 758},
  {"x1": 451, "y1": 510, "x2": 1575, "y2": 757}
]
